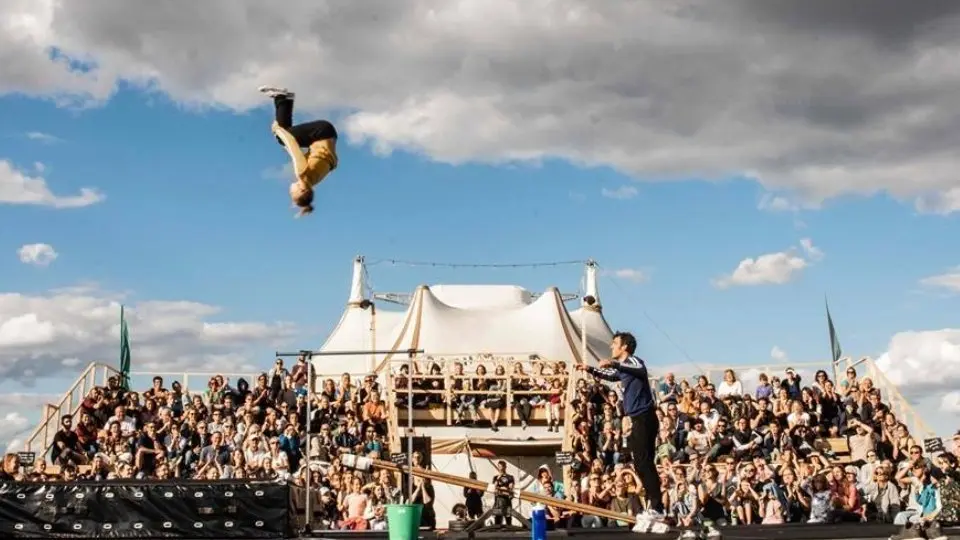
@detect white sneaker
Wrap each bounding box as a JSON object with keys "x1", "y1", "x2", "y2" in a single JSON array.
[
  {"x1": 632, "y1": 516, "x2": 651, "y2": 533},
  {"x1": 677, "y1": 530, "x2": 697, "y2": 540},
  {"x1": 642, "y1": 509, "x2": 666, "y2": 521},
  {"x1": 649, "y1": 521, "x2": 670, "y2": 534},
  {"x1": 706, "y1": 525, "x2": 722, "y2": 538},
  {"x1": 258, "y1": 85, "x2": 295, "y2": 99}
]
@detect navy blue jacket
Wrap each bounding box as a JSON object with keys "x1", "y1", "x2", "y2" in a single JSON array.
[{"x1": 587, "y1": 356, "x2": 655, "y2": 417}]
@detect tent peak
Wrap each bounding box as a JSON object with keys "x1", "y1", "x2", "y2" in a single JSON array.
[
  {"x1": 347, "y1": 255, "x2": 367, "y2": 306},
  {"x1": 583, "y1": 259, "x2": 601, "y2": 311}
]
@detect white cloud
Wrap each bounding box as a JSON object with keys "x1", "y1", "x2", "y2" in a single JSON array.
[
  {"x1": 799, "y1": 238, "x2": 824, "y2": 261},
  {"x1": 874, "y1": 329, "x2": 960, "y2": 394},
  {"x1": 920, "y1": 267, "x2": 960, "y2": 293},
  {"x1": 0, "y1": 393, "x2": 61, "y2": 450},
  {"x1": 1, "y1": 2, "x2": 960, "y2": 212},
  {"x1": 713, "y1": 251, "x2": 807, "y2": 288},
  {"x1": 607, "y1": 268, "x2": 648, "y2": 283},
  {"x1": 915, "y1": 187, "x2": 960, "y2": 215},
  {"x1": 714, "y1": 239, "x2": 823, "y2": 289},
  {"x1": 941, "y1": 391, "x2": 960, "y2": 414},
  {"x1": 0, "y1": 284, "x2": 299, "y2": 382},
  {"x1": 770, "y1": 346, "x2": 788, "y2": 362},
  {"x1": 758, "y1": 194, "x2": 801, "y2": 213},
  {"x1": 17, "y1": 243, "x2": 58, "y2": 267},
  {"x1": 0, "y1": 393, "x2": 60, "y2": 408},
  {"x1": 261, "y1": 162, "x2": 293, "y2": 182},
  {"x1": 5, "y1": 438, "x2": 24, "y2": 453},
  {"x1": 25, "y1": 131, "x2": 61, "y2": 144},
  {"x1": 601, "y1": 186, "x2": 638, "y2": 200},
  {"x1": 0, "y1": 412, "x2": 30, "y2": 452},
  {"x1": 0, "y1": 159, "x2": 105, "y2": 208}
]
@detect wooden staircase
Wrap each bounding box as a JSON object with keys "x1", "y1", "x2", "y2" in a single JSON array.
[{"x1": 22, "y1": 362, "x2": 119, "y2": 456}]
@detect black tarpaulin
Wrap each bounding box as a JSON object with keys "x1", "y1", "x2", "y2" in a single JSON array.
[{"x1": 0, "y1": 481, "x2": 290, "y2": 539}]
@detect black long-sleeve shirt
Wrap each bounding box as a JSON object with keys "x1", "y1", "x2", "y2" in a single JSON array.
[{"x1": 586, "y1": 356, "x2": 655, "y2": 416}]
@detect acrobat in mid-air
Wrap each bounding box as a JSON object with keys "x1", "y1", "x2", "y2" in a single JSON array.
[{"x1": 259, "y1": 86, "x2": 339, "y2": 217}]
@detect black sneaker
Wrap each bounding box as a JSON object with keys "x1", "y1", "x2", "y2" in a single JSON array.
[{"x1": 924, "y1": 521, "x2": 946, "y2": 540}]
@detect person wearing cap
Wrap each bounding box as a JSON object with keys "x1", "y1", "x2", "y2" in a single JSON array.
[{"x1": 781, "y1": 368, "x2": 802, "y2": 400}]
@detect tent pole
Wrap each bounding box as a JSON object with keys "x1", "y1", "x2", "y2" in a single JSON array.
[
  {"x1": 303, "y1": 353, "x2": 313, "y2": 531},
  {"x1": 370, "y1": 304, "x2": 377, "y2": 373},
  {"x1": 407, "y1": 352, "x2": 414, "y2": 499}
]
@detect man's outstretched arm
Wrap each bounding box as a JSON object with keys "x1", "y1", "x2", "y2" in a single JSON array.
[{"x1": 584, "y1": 365, "x2": 620, "y2": 382}]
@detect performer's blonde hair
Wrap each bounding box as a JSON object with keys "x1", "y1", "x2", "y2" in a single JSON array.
[{"x1": 291, "y1": 183, "x2": 315, "y2": 217}]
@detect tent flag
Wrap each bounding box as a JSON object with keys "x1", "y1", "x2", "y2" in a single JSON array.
[
  {"x1": 826, "y1": 298, "x2": 843, "y2": 364},
  {"x1": 119, "y1": 305, "x2": 131, "y2": 390}
]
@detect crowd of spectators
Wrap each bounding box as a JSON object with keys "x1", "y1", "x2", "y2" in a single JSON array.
[
  {"x1": 397, "y1": 355, "x2": 569, "y2": 431},
  {"x1": 4, "y1": 354, "x2": 959, "y2": 536},
  {"x1": 2, "y1": 355, "x2": 402, "y2": 531},
  {"x1": 522, "y1": 365, "x2": 959, "y2": 538}
]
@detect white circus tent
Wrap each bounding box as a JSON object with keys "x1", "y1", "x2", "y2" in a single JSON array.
[
  {"x1": 312, "y1": 257, "x2": 616, "y2": 376},
  {"x1": 312, "y1": 257, "x2": 617, "y2": 524}
]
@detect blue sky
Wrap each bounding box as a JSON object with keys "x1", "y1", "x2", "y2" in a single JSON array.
[
  {"x1": 2, "y1": 87, "x2": 958, "y2": 439},
  {"x1": 1, "y1": 1, "x2": 959, "y2": 448}
]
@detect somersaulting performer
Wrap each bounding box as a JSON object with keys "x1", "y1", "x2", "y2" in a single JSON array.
[{"x1": 258, "y1": 86, "x2": 339, "y2": 217}]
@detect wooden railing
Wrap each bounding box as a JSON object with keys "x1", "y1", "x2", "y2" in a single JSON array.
[
  {"x1": 387, "y1": 370, "x2": 570, "y2": 427},
  {"x1": 850, "y1": 356, "x2": 936, "y2": 439},
  {"x1": 23, "y1": 362, "x2": 118, "y2": 454}
]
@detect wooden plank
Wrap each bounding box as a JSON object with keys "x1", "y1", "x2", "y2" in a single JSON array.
[
  {"x1": 368, "y1": 458, "x2": 637, "y2": 524},
  {"x1": 826, "y1": 437, "x2": 850, "y2": 454}
]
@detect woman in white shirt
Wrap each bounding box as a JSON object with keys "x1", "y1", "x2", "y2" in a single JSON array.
[
  {"x1": 268, "y1": 437, "x2": 290, "y2": 479},
  {"x1": 786, "y1": 400, "x2": 811, "y2": 429},
  {"x1": 717, "y1": 369, "x2": 744, "y2": 399}
]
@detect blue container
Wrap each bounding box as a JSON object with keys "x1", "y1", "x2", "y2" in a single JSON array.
[{"x1": 530, "y1": 504, "x2": 547, "y2": 540}]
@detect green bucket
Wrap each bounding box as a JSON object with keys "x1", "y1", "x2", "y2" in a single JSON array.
[{"x1": 386, "y1": 504, "x2": 423, "y2": 540}]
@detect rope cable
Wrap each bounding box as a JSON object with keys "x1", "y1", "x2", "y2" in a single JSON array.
[
  {"x1": 596, "y1": 264, "x2": 705, "y2": 375},
  {"x1": 366, "y1": 258, "x2": 586, "y2": 269}
]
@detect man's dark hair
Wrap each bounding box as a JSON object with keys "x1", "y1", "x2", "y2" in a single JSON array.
[{"x1": 612, "y1": 331, "x2": 637, "y2": 355}]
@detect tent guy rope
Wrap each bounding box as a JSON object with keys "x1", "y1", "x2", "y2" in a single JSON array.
[
  {"x1": 366, "y1": 257, "x2": 586, "y2": 269},
  {"x1": 596, "y1": 263, "x2": 706, "y2": 375}
]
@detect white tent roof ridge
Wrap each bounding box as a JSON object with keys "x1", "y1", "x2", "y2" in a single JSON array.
[{"x1": 314, "y1": 258, "x2": 615, "y2": 375}]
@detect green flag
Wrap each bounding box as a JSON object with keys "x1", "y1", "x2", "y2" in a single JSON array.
[
  {"x1": 119, "y1": 305, "x2": 131, "y2": 390},
  {"x1": 826, "y1": 298, "x2": 843, "y2": 363}
]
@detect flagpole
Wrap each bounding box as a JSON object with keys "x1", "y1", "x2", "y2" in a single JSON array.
[
  {"x1": 120, "y1": 304, "x2": 124, "y2": 388},
  {"x1": 826, "y1": 297, "x2": 840, "y2": 384}
]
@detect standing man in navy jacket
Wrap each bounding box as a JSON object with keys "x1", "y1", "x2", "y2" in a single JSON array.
[{"x1": 577, "y1": 331, "x2": 664, "y2": 516}]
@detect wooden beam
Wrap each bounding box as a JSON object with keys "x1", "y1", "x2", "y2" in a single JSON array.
[{"x1": 368, "y1": 458, "x2": 637, "y2": 525}]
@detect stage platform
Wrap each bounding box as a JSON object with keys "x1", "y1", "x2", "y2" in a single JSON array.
[{"x1": 303, "y1": 522, "x2": 960, "y2": 540}]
